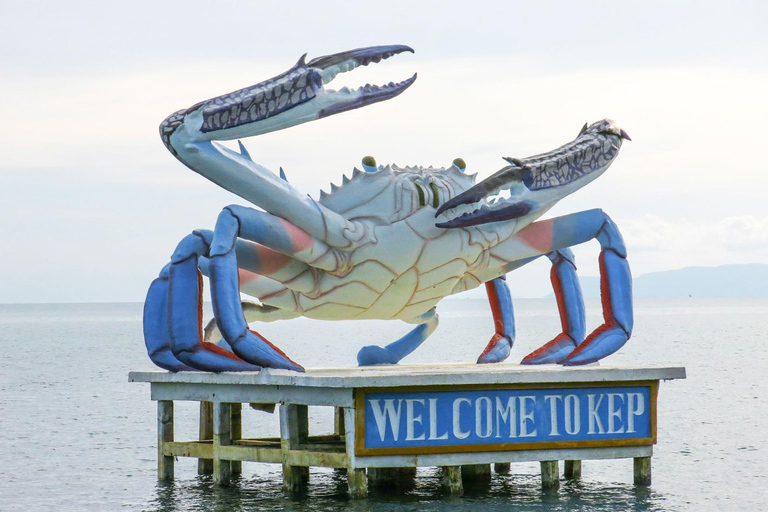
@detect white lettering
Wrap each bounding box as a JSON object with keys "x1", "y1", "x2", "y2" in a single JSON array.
[
  {"x1": 519, "y1": 396, "x2": 537, "y2": 437},
  {"x1": 369, "y1": 399, "x2": 403, "y2": 441},
  {"x1": 428, "y1": 398, "x2": 448, "y2": 440},
  {"x1": 495, "y1": 396, "x2": 517, "y2": 438},
  {"x1": 564, "y1": 394, "x2": 581, "y2": 435},
  {"x1": 588, "y1": 394, "x2": 605, "y2": 434},
  {"x1": 453, "y1": 398, "x2": 471, "y2": 439},
  {"x1": 627, "y1": 392, "x2": 645, "y2": 433},
  {"x1": 545, "y1": 395, "x2": 563, "y2": 436},
  {"x1": 405, "y1": 399, "x2": 426, "y2": 441},
  {"x1": 607, "y1": 393, "x2": 625, "y2": 434},
  {"x1": 475, "y1": 396, "x2": 493, "y2": 438}
]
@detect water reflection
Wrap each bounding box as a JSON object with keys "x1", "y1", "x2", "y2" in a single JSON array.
[{"x1": 147, "y1": 469, "x2": 670, "y2": 512}]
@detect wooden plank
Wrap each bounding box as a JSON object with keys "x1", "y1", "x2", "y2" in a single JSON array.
[
  {"x1": 540, "y1": 460, "x2": 560, "y2": 490},
  {"x1": 157, "y1": 401, "x2": 174, "y2": 481},
  {"x1": 564, "y1": 460, "x2": 582, "y2": 479},
  {"x1": 634, "y1": 456, "x2": 652, "y2": 485},
  {"x1": 213, "y1": 402, "x2": 232, "y2": 486},
  {"x1": 197, "y1": 401, "x2": 213, "y2": 475}
]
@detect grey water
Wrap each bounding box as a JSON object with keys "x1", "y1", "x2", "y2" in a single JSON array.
[{"x1": 0, "y1": 298, "x2": 766, "y2": 511}]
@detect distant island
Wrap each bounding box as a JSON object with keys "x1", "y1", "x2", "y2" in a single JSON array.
[{"x1": 574, "y1": 263, "x2": 768, "y2": 298}]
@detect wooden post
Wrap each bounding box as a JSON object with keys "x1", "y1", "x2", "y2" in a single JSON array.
[
  {"x1": 540, "y1": 460, "x2": 560, "y2": 490},
  {"x1": 334, "y1": 406, "x2": 346, "y2": 437},
  {"x1": 157, "y1": 400, "x2": 174, "y2": 481},
  {"x1": 213, "y1": 402, "x2": 232, "y2": 486},
  {"x1": 462, "y1": 463, "x2": 492, "y2": 485},
  {"x1": 634, "y1": 456, "x2": 652, "y2": 486},
  {"x1": 230, "y1": 403, "x2": 242, "y2": 476},
  {"x1": 280, "y1": 404, "x2": 310, "y2": 492},
  {"x1": 197, "y1": 401, "x2": 213, "y2": 475},
  {"x1": 368, "y1": 467, "x2": 417, "y2": 489},
  {"x1": 441, "y1": 466, "x2": 464, "y2": 495},
  {"x1": 347, "y1": 468, "x2": 368, "y2": 498},
  {"x1": 494, "y1": 462, "x2": 511, "y2": 475},
  {"x1": 564, "y1": 460, "x2": 582, "y2": 480}
]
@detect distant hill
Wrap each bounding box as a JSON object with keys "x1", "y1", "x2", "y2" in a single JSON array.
[{"x1": 575, "y1": 264, "x2": 768, "y2": 298}]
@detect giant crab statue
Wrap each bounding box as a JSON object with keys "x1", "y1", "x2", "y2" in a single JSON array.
[{"x1": 144, "y1": 45, "x2": 633, "y2": 372}]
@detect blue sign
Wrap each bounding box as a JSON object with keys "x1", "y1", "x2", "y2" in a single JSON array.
[{"x1": 356, "y1": 384, "x2": 655, "y2": 455}]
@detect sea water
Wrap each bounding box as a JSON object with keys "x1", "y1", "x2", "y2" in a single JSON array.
[{"x1": 0, "y1": 298, "x2": 766, "y2": 511}]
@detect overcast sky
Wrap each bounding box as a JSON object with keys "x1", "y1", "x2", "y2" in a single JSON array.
[{"x1": 0, "y1": 1, "x2": 766, "y2": 302}]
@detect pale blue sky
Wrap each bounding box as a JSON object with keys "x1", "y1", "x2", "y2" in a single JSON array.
[{"x1": 0, "y1": 1, "x2": 766, "y2": 302}]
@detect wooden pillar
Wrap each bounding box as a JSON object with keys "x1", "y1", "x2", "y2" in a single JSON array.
[
  {"x1": 213, "y1": 402, "x2": 232, "y2": 486},
  {"x1": 494, "y1": 462, "x2": 511, "y2": 475},
  {"x1": 347, "y1": 468, "x2": 368, "y2": 498},
  {"x1": 197, "y1": 401, "x2": 213, "y2": 475},
  {"x1": 334, "y1": 407, "x2": 346, "y2": 437},
  {"x1": 441, "y1": 466, "x2": 463, "y2": 495},
  {"x1": 462, "y1": 463, "x2": 492, "y2": 484},
  {"x1": 230, "y1": 403, "x2": 242, "y2": 476},
  {"x1": 368, "y1": 467, "x2": 417, "y2": 489},
  {"x1": 540, "y1": 460, "x2": 560, "y2": 490},
  {"x1": 634, "y1": 456, "x2": 652, "y2": 486},
  {"x1": 564, "y1": 460, "x2": 582, "y2": 480},
  {"x1": 157, "y1": 400, "x2": 174, "y2": 481},
  {"x1": 280, "y1": 404, "x2": 310, "y2": 492}
]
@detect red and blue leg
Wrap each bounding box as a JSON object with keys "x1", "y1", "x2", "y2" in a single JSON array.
[
  {"x1": 477, "y1": 276, "x2": 515, "y2": 364},
  {"x1": 357, "y1": 308, "x2": 439, "y2": 366},
  {"x1": 521, "y1": 249, "x2": 587, "y2": 364}
]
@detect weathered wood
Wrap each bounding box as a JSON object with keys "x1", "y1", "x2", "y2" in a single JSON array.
[
  {"x1": 250, "y1": 402, "x2": 276, "y2": 413},
  {"x1": 334, "y1": 406, "x2": 346, "y2": 436},
  {"x1": 347, "y1": 468, "x2": 368, "y2": 498},
  {"x1": 634, "y1": 456, "x2": 652, "y2": 485},
  {"x1": 230, "y1": 403, "x2": 242, "y2": 476},
  {"x1": 462, "y1": 463, "x2": 492, "y2": 484},
  {"x1": 280, "y1": 404, "x2": 310, "y2": 492},
  {"x1": 197, "y1": 401, "x2": 213, "y2": 475},
  {"x1": 157, "y1": 400, "x2": 174, "y2": 481},
  {"x1": 540, "y1": 460, "x2": 560, "y2": 490},
  {"x1": 368, "y1": 467, "x2": 417, "y2": 489},
  {"x1": 494, "y1": 462, "x2": 511, "y2": 475},
  {"x1": 213, "y1": 402, "x2": 232, "y2": 486},
  {"x1": 441, "y1": 466, "x2": 464, "y2": 495},
  {"x1": 564, "y1": 460, "x2": 582, "y2": 480}
]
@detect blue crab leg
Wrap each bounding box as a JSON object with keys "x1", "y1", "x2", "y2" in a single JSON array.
[
  {"x1": 357, "y1": 308, "x2": 438, "y2": 366},
  {"x1": 489, "y1": 209, "x2": 632, "y2": 365},
  {"x1": 521, "y1": 249, "x2": 587, "y2": 364},
  {"x1": 476, "y1": 277, "x2": 515, "y2": 364},
  {"x1": 143, "y1": 271, "x2": 195, "y2": 372}
]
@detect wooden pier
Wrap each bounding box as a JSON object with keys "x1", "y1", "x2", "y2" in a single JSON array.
[{"x1": 130, "y1": 363, "x2": 685, "y2": 497}]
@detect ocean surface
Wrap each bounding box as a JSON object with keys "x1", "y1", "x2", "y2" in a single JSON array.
[{"x1": 0, "y1": 298, "x2": 766, "y2": 511}]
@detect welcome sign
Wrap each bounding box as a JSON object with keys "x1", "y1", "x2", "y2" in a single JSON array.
[{"x1": 354, "y1": 382, "x2": 657, "y2": 456}]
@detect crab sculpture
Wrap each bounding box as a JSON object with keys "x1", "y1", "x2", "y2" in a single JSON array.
[{"x1": 144, "y1": 45, "x2": 633, "y2": 373}]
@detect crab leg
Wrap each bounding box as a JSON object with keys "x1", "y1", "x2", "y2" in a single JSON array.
[
  {"x1": 357, "y1": 308, "x2": 438, "y2": 366},
  {"x1": 521, "y1": 249, "x2": 587, "y2": 364},
  {"x1": 489, "y1": 209, "x2": 632, "y2": 365},
  {"x1": 476, "y1": 277, "x2": 515, "y2": 364}
]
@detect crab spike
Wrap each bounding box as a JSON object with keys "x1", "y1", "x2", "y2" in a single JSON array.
[
  {"x1": 578, "y1": 122, "x2": 588, "y2": 137},
  {"x1": 319, "y1": 190, "x2": 329, "y2": 200},
  {"x1": 342, "y1": 174, "x2": 350, "y2": 184},
  {"x1": 330, "y1": 183, "x2": 339, "y2": 192},
  {"x1": 279, "y1": 167, "x2": 288, "y2": 182},
  {"x1": 352, "y1": 167, "x2": 362, "y2": 177},
  {"x1": 237, "y1": 140, "x2": 252, "y2": 161},
  {"x1": 502, "y1": 156, "x2": 529, "y2": 168}
]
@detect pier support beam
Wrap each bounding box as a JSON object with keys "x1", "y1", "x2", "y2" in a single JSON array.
[
  {"x1": 213, "y1": 402, "x2": 232, "y2": 486},
  {"x1": 230, "y1": 403, "x2": 242, "y2": 476},
  {"x1": 564, "y1": 460, "x2": 582, "y2": 480},
  {"x1": 347, "y1": 468, "x2": 368, "y2": 498},
  {"x1": 197, "y1": 401, "x2": 213, "y2": 475},
  {"x1": 368, "y1": 467, "x2": 417, "y2": 489},
  {"x1": 494, "y1": 462, "x2": 511, "y2": 475},
  {"x1": 634, "y1": 456, "x2": 652, "y2": 486},
  {"x1": 441, "y1": 466, "x2": 464, "y2": 496},
  {"x1": 540, "y1": 460, "x2": 560, "y2": 490},
  {"x1": 280, "y1": 404, "x2": 310, "y2": 492},
  {"x1": 157, "y1": 400, "x2": 174, "y2": 481},
  {"x1": 462, "y1": 464, "x2": 492, "y2": 485}
]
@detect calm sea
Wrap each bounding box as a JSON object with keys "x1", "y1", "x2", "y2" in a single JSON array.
[{"x1": 0, "y1": 298, "x2": 766, "y2": 511}]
